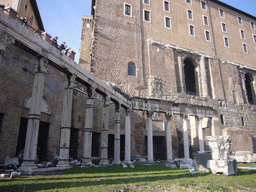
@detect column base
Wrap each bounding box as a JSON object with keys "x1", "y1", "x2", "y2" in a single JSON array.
[
  {"x1": 147, "y1": 159, "x2": 155, "y2": 164},
  {"x1": 112, "y1": 160, "x2": 121, "y2": 165},
  {"x1": 57, "y1": 159, "x2": 72, "y2": 168},
  {"x1": 81, "y1": 158, "x2": 93, "y2": 166},
  {"x1": 123, "y1": 160, "x2": 132, "y2": 165},
  {"x1": 166, "y1": 159, "x2": 173, "y2": 163},
  {"x1": 99, "y1": 159, "x2": 109, "y2": 165},
  {"x1": 18, "y1": 160, "x2": 38, "y2": 174}
]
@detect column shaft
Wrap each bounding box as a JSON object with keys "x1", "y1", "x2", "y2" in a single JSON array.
[
  {"x1": 20, "y1": 58, "x2": 48, "y2": 169},
  {"x1": 113, "y1": 104, "x2": 121, "y2": 165},
  {"x1": 82, "y1": 96, "x2": 94, "y2": 166},
  {"x1": 147, "y1": 111, "x2": 154, "y2": 163},
  {"x1": 198, "y1": 117, "x2": 205, "y2": 153},
  {"x1": 183, "y1": 115, "x2": 190, "y2": 160},
  {"x1": 58, "y1": 74, "x2": 76, "y2": 167},
  {"x1": 99, "y1": 97, "x2": 110, "y2": 165},
  {"x1": 124, "y1": 109, "x2": 131, "y2": 164},
  {"x1": 166, "y1": 114, "x2": 173, "y2": 163}
]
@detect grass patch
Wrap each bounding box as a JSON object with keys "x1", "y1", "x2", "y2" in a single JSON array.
[{"x1": 0, "y1": 164, "x2": 255, "y2": 191}]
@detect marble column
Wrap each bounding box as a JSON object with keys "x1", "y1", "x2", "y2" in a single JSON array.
[
  {"x1": 113, "y1": 103, "x2": 121, "y2": 165},
  {"x1": 165, "y1": 113, "x2": 173, "y2": 163},
  {"x1": 147, "y1": 111, "x2": 154, "y2": 163},
  {"x1": 198, "y1": 116, "x2": 205, "y2": 153},
  {"x1": 19, "y1": 57, "x2": 48, "y2": 170},
  {"x1": 58, "y1": 74, "x2": 77, "y2": 167},
  {"x1": 124, "y1": 108, "x2": 132, "y2": 164},
  {"x1": 82, "y1": 86, "x2": 95, "y2": 166},
  {"x1": 0, "y1": 32, "x2": 15, "y2": 66},
  {"x1": 99, "y1": 97, "x2": 110, "y2": 165},
  {"x1": 183, "y1": 114, "x2": 190, "y2": 160}
]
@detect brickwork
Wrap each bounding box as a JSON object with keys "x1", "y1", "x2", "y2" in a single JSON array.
[{"x1": 80, "y1": 0, "x2": 256, "y2": 154}]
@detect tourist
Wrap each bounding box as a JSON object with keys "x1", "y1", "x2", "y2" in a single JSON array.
[
  {"x1": 50, "y1": 37, "x2": 58, "y2": 48},
  {"x1": 59, "y1": 42, "x2": 67, "y2": 52}
]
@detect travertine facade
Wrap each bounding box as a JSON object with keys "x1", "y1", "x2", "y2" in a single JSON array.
[{"x1": 80, "y1": 0, "x2": 256, "y2": 157}]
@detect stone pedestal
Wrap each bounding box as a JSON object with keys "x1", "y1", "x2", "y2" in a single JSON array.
[{"x1": 207, "y1": 159, "x2": 237, "y2": 176}]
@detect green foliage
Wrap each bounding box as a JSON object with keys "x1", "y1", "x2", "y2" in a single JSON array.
[{"x1": 0, "y1": 164, "x2": 255, "y2": 191}]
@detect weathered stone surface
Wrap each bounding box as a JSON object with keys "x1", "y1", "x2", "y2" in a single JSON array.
[
  {"x1": 234, "y1": 151, "x2": 256, "y2": 163},
  {"x1": 222, "y1": 127, "x2": 253, "y2": 153},
  {"x1": 206, "y1": 136, "x2": 237, "y2": 175}
]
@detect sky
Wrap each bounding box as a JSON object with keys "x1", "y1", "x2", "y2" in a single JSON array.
[{"x1": 36, "y1": 0, "x2": 256, "y2": 64}]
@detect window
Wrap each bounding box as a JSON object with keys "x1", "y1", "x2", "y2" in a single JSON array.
[
  {"x1": 184, "y1": 58, "x2": 197, "y2": 95},
  {"x1": 201, "y1": 1, "x2": 206, "y2": 10},
  {"x1": 165, "y1": 16, "x2": 171, "y2": 28},
  {"x1": 144, "y1": 0, "x2": 150, "y2": 5},
  {"x1": 240, "y1": 29, "x2": 245, "y2": 39},
  {"x1": 187, "y1": 10, "x2": 193, "y2": 20},
  {"x1": 24, "y1": 4, "x2": 28, "y2": 12},
  {"x1": 164, "y1": 1, "x2": 170, "y2": 12},
  {"x1": 221, "y1": 22, "x2": 227, "y2": 33},
  {"x1": 186, "y1": 0, "x2": 192, "y2": 4},
  {"x1": 251, "y1": 22, "x2": 255, "y2": 30},
  {"x1": 219, "y1": 8, "x2": 224, "y2": 17},
  {"x1": 243, "y1": 43, "x2": 248, "y2": 53},
  {"x1": 124, "y1": 3, "x2": 132, "y2": 16},
  {"x1": 128, "y1": 62, "x2": 136, "y2": 76},
  {"x1": 241, "y1": 117, "x2": 245, "y2": 126},
  {"x1": 245, "y1": 73, "x2": 255, "y2": 104},
  {"x1": 253, "y1": 34, "x2": 256, "y2": 43},
  {"x1": 144, "y1": 10, "x2": 151, "y2": 22},
  {"x1": 205, "y1": 30, "x2": 210, "y2": 41},
  {"x1": 220, "y1": 115, "x2": 224, "y2": 124},
  {"x1": 238, "y1": 16, "x2": 243, "y2": 25},
  {"x1": 189, "y1": 25, "x2": 195, "y2": 36},
  {"x1": 203, "y1": 15, "x2": 209, "y2": 26},
  {"x1": 224, "y1": 37, "x2": 229, "y2": 47}
]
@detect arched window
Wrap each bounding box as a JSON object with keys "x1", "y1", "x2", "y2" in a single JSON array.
[
  {"x1": 128, "y1": 62, "x2": 136, "y2": 76},
  {"x1": 245, "y1": 73, "x2": 255, "y2": 104},
  {"x1": 184, "y1": 58, "x2": 197, "y2": 95}
]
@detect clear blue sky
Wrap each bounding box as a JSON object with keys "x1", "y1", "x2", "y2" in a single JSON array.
[{"x1": 37, "y1": 0, "x2": 256, "y2": 63}]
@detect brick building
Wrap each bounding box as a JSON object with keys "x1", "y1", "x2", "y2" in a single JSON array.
[{"x1": 80, "y1": 0, "x2": 256, "y2": 159}]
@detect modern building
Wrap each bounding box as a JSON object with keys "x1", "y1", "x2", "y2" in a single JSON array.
[{"x1": 80, "y1": 0, "x2": 256, "y2": 159}]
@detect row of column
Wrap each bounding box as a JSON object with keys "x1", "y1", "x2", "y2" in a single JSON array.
[
  {"x1": 145, "y1": 112, "x2": 207, "y2": 163},
  {"x1": 19, "y1": 57, "x2": 132, "y2": 170}
]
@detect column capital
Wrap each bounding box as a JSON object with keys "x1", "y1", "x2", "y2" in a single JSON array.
[
  {"x1": 36, "y1": 57, "x2": 48, "y2": 74},
  {"x1": 115, "y1": 102, "x2": 121, "y2": 112},
  {"x1": 87, "y1": 85, "x2": 96, "y2": 98},
  {"x1": 126, "y1": 108, "x2": 132, "y2": 116},
  {"x1": 103, "y1": 96, "x2": 111, "y2": 107},
  {"x1": 165, "y1": 112, "x2": 172, "y2": 120},
  {"x1": 197, "y1": 115, "x2": 203, "y2": 120},
  {"x1": 0, "y1": 32, "x2": 15, "y2": 52},
  {"x1": 68, "y1": 73, "x2": 77, "y2": 89},
  {"x1": 147, "y1": 111, "x2": 153, "y2": 118},
  {"x1": 183, "y1": 113, "x2": 189, "y2": 119}
]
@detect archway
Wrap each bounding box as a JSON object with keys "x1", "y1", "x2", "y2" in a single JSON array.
[{"x1": 245, "y1": 73, "x2": 255, "y2": 104}]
